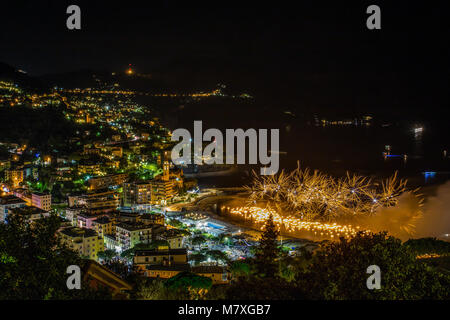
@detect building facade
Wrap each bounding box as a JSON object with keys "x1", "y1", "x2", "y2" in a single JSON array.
[
  {"x1": 0, "y1": 195, "x2": 27, "y2": 223},
  {"x1": 59, "y1": 227, "x2": 104, "y2": 260},
  {"x1": 115, "y1": 222, "x2": 153, "y2": 251},
  {"x1": 31, "y1": 192, "x2": 52, "y2": 211}
]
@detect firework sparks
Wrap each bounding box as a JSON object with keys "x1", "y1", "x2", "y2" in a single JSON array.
[
  {"x1": 226, "y1": 206, "x2": 370, "y2": 239},
  {"x1": 246, "y1": 164, "x2": 412, "y2": 223}
]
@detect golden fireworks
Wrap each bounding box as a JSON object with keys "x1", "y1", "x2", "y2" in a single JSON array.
[
  {"x1": 246, "y1": 164, "x2": 410, "y2": 222},
  {"x1": 226, "y1": 206, "x2": 370, "y2": 239}
]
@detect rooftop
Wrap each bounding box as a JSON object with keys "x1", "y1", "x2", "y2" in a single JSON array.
[
  {"x1": 93, "y1": 216, "x2": 112, "y2": 225},
  {"x1": 192, "y1": 265, "x2": 229, "y2": 274},
  {"x1": 9, "y1": 206, "x2": 47, "y2": 215},
  {"x1": 78, "y1": 212, "x2": 100, "y2": 219},
  {"x1": 32, "y1": 192, "x2": 50, "y2": 197},
  {"x1": 140, "y1": 213, "x2": 164, "y2": 220},
  {"x1": 161, "y1": 228, "x2": 186, "y2": 238},
  {"x1": 116, "y1": 222, "x2": 152, "y2": 231},
  {"x1": 60, "y1": 226, "x2": 99, "y2": 238},
  {"x1": 135, "y1": 248, "x2": 187, "y2": 256},
  {"x1": 145, "y1": 263, "x2": 190, "y2": 272},
  {"x1": 0, "y1": 195, "x2": 26, "y2": 205}
]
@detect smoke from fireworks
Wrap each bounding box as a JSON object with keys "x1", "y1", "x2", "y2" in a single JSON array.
[
  {"x1": 245, "y1": 164, "x2": 423, "y2": 237},
  {"x1": 414, "y1": 181, "x2": 450, "y2": 238}
]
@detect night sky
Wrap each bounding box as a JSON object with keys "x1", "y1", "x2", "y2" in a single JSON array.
[{"x1": 1, "y1": 1, "x2": 449, "y2": 114}]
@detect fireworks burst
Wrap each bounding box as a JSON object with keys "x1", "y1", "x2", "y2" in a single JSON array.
[{"x1": 244, "y1": 164, "x2": 422, "y2": 235}]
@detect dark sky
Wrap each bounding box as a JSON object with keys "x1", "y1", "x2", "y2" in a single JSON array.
[
  {"x1": 0, "y1": 1, "x2": 448, "y2": 113},
  {"x1": 0, "y1": 1, "x2": 446, "y2": 74}
]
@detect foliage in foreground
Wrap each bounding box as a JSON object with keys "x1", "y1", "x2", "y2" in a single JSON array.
[
  {"x1": 224, "y1": 216, "x2": 450, "y2": 300},
  {"x1": 2, "y1": 212, "x2": 449, "y2": 300},
  {"x1": 0, "y1": 214, "x2": 112, "y2": 300}
]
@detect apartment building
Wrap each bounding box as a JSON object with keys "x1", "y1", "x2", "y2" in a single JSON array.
[
  {"x1": 0, "y1": 195, "x2": 27, "y2": 223},
  {"x1": 59, "y1": 227, "x2": 104, "y2": 260},
  {"x1": 115, "y1": 222, "x2": 153, "y2": 251},
  {"x1": 31, "y1": 192, "x2": 52, "y2": 211}
]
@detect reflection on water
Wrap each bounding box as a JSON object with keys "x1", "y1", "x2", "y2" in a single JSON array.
[
  {"x1": 197, "y1": 122, "x2": 449, "y2": 188},
  {"x1": 413, "y1": 126, "x2": 424, "y2": 157}
]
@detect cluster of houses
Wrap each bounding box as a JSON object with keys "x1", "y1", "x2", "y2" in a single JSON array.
[
  {"x1": 0, "y1": 193, "x2": 51, "y2": 223},
  {"x1": 61, "y1": 207, "x2": 232, "y2": 285}
]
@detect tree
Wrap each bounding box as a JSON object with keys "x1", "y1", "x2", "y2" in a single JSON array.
[
  {"x1": 225, "y1": 276, "x2": 300, "y2": 300},
  {"x1": 218, "y1": 233, "x2": 233, "y2": 245},
  {"x1": 253, "y1": 213, "x2": 280, "y2": 278},
  {"x1": 97, "y1": 249, "x2": 117, "y2": 262},
  {"x1": 104, "y1": 260, "x2": 130, "y2": 279},
  {"x1": 164, "y1": 272, "x2": 212, "y2": 300},
  {"x1": 229, "y1": 260, "x2": 252, "y2": 278},
  {"x1": 191, "y1": 235, "x2": 206, "y2": 249},
  {"x1": 131, "y1": 277, "x2": 185, "y2": 300},
  {"x1": 296, "y1": 232, "x2": 450, "y2": 300},
  {"x1": 0, "y1": 214, "x2": 112, "y2": 299},
  {"x1": 404, "y1": 238, "x2": 450, "y2": 256},
  {"x1": 206, "y1": 250, "x2": 229, "y2": 265},
  {"x1": 148, "y1": 240, "x2": 170, "y2": 249},
  {"x1": 189, "y1": 252, "x2": 207, "y2": 265},
  {"x1": 120, "y1": 248, "x2": 135, "y2": 261},
  {"x1": 167, "y1": 218, "x2": 185, "y2": 229}
]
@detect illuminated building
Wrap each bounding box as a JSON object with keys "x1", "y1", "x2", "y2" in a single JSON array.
[
  {"x1": 85, "y1": 113, "x2": 94, "y2": 124},
  {"x1": 8, "y1": 206, "x2": 49, "y2": 222},
  {"x1": 88, "y1": 173, "x2": 128, "y2": 190},
  {"x1": 140, "y1": 213, "x2": 165, "y2": 226},
  {"x1": 5, "y1": 168, "x2": 23, "y2": 187},
  {"x1": 123, "y1": 181, "x2": 152, "y2": 207},
  {"x1": 82, "y1": 145, "x2": 101, "y2": 156},
  {"x1": 78, "y1": 162, "x2": 101, "y2": 175},
  {"x1": 107, "y1": 211, "x2": 141, "y2": 224},
  {"x1": 110, "y1": 146, "x2": 123, "y2": 158},
  {"x1": 76, "y1": 212, "x2": 100, "y2": 229},
  {"x1": 65, "y1": 206, "x2": 84, "y2": 225},
  {"x1": 191, "y1": 266, "x2": 232, "y2": 284},
  {"x1": 123, "y1": 178, "x2": 176, "y2": 206},
  {"x1": 157, "y1": 228, "x2": 186, "y2": 249},
  {"x1": 31, "y1": 192, "x2": 52, "y2": 211},
  {"x1": 141, "y1": 263, "x2": 191, "y2": 279},
  {"x1": 59, "y1": 227, "x2": 104, "y2": 260},
  {"x1": 82, "y1": 260, "x2": 132, "y2": 298},
  {"x1": 0, "y1": 159, "x2": 11, "y2": 171},
  {"x1": 133, "y1": 248, "x2": 188, "y2": 274},
  {"x1": 115, "y1": 222, "x2": 153, "y2": 251},
  {"x1": 150, "y1": 179, "x2": 175, "y2": 205},
  {"x1": 13, "y1": 188, "x2": 32, "y2": 205},
  {"x1": 43, "y1": 156, "x2": 52, "y2": 166},
  {"x1": 0, "y1": 195, "x2": 27, "y2": 223},
  {"x1": 92, "y1": 216, "x2": 114, "y2": 238},
  {"x1": 68, "y1": 189, "x2": 120, "y2": 209},
  {"x1": 68, "y1": 194, "x2": 87, "y2": 207},
  {"x1": 23, "y1": 165, "x2": 38, "y2": 180}
]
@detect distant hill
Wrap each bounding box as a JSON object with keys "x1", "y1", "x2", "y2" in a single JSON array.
[
  {"x1": 0, "y1": 62, "x2": 47, "y2": 92},
  {"x1": 38, "y1": 69, "x2": 111, "y2": 89},
  {"x1": 38, "y1": 67, "x2": 221, "y2": 93}
]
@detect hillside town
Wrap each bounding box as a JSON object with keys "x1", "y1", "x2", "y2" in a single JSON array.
[{"x1": 0, "y1": 78, "x2": 258, "y2": 296}]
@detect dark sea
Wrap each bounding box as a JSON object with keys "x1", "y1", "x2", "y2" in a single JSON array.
[
  {"x1": 196, "y1": 121, "x2": 450, "y2": 189},
  {"x1": 154, "y1": 97, "x2": 450, "y2": 190}
]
